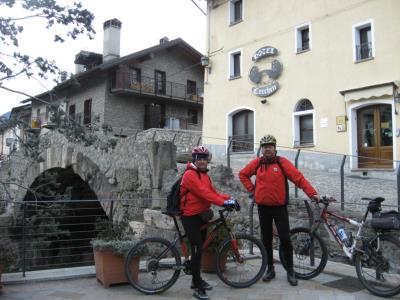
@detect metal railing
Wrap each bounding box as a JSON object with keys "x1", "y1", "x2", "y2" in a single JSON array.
[
  {"x1": 0, "y1": 198, "x2": 138, "y2": 275},
  {"x1": 356, "y1": 42, "x2": 372, "y2": 61},
  {"x1": 112, "y1": 71, "x2": 204, "y2": 104},
  {"x1": 227, "y1": 142, "x2": 400, "y2": 212},
  {"x1": 227, "y1": 135, "x2": 254, "y2": 169}
]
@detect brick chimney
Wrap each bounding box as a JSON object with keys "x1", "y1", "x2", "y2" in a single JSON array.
[{"x1": 103, "y1": 18, "x2": 122, "y2": 63}]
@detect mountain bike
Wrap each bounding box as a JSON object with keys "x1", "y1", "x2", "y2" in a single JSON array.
[
  {"x1": 280, "y1": 196, "x2": 400, "y2": 297},
  {"x1": 124, "y1": 208, "x2": 267, "y2": 294}
]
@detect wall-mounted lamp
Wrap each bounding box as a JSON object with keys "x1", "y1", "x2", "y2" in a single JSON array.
[{"x1": 201, "y1": 56, "x2": 211, "y2": 74}]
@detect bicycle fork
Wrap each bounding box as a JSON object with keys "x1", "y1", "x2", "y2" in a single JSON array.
[{"x1": 230, "y1": 232, "x2": 244, "y2": 263}]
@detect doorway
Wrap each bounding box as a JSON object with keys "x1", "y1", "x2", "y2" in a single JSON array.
[
  {"x1": 232, "y1": 110, "x2": 254, "y2": 152},
  {"x1": 357, "y1": 104, "x2": 393, "y2": 168}
]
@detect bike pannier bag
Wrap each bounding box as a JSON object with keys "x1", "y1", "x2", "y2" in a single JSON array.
[{"x1": 371, "y1": 211, "x2": 400, "y2": 230}]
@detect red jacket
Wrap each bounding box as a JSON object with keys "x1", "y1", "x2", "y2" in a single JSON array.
[
  {"x1": 180, "y1": 163, "x2": 230, "y2": 216},
  {"x1": 239, "y1": 156, "x2": 317, "y2": 206}
]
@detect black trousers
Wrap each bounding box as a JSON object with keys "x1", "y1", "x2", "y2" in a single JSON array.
[
  {"x1": 181, "y1": 215, "x2": 207, "y2": 287},
  {"x1": 258, "y1": 205, "x2": 294, "y2": 271}
]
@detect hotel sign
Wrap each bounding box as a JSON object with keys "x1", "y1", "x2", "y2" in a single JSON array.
[
  {"x1": 249, "y1": 46, "x2": 282, "y2": 98},
  {"x1": 252, "y1": 82, "x2": 279, "y2": 97},
  {"x1": 252, "y1": 46, "x2": 278, "y2": 61}
]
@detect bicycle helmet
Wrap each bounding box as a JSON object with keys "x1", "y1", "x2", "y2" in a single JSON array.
[
  {"x1": 260, "y1": 134, "x2": 277, "y2": 146},
  {"x1": 192, "y1": 145, "x2": 210, "y2": 161}
]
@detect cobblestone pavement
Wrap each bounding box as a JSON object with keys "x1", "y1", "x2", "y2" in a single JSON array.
[{"x1": 2, "y1": 263, "x2": 400, "y2": 300}]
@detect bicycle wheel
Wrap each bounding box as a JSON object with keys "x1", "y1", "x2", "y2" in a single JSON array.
[
  {"x1": 355, "y1": 234, "x2": 400, "y2": 297},
  {"x1": 216, "y1": 233, "x2": 267, "y2": 288},
  {"x1": 125, "y1": 237, "x2": 181, "y2": 294},
  {"x1": 280, "y1": 227, "x2": 328, "y2": 280}
]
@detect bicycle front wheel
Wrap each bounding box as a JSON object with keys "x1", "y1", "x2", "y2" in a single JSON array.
[
  {"x1": 216, "y1": 233, "x2": 267, "y2": 288},
  {"x1": 280, "y1": 227, "x2": 328, "y2": 280},
  {"x1": 125, "y1": 237, "x2": 181, "y2": 294},
  {"x1": 355, "y1": 234, "x2": 400, "y2": 297}
]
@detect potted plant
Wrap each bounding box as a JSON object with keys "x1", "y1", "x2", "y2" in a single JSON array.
[
  {"x1": 201, "y1": 224, "x2": 231, "y2": 273},
  {"x1": 0, "y1": 238, "x2": 18, "y2": 293},
  {"x1": 91, "y1": 217, "x2": 141, "y2": 288}
]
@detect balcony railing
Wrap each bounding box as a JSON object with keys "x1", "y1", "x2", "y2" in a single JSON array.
[
  {"x1": 30, "y1": 112, "x2": 98, "y2": 130},
  {"x1": 112, "y1": 71, "x2": 204, "y2": 104},
  {"x1": 228, "y1": 134, "x2": 254, "y2": 153},
  {"x1": 356, "y1": 42, "x2": 372, "y2": 61}
]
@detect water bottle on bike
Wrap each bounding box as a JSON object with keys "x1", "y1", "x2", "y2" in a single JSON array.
[{"x1": 336, "y1": 226, "x2": 353, "y2": 247}]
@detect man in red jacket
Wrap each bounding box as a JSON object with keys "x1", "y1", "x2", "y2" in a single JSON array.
[
  {"x1": 181, "y1": 145, "x2": 240, "y2": 300},
  {"x1": 239, "y1": 135, "x2": 319, "y2": 286}
]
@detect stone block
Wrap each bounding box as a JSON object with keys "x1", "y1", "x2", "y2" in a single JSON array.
[
  {"x1": 143, "y1": 209, "x2": 175, "y2": 230},
  {"x1": 115, "y1": 168, "x2": 138, "y2": 191},
  {"x1": 129, "y1": 221, "x2": 146, "y2": 238}
]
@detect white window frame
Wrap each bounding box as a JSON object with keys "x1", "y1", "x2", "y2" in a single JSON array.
[
  {"x1": 228, "y1": 48, "x2": 242, "y2": 79},
  {"x1": 228, "y1": 0, "x2": 244, "y2": 25},
  {"x1": 348, "y1": 99, "x2": 396, "y2": 169},
  {"x1": 294, "y1": 22, "x2": 311, "y2": 54},
  {"x1": 352, "y1": 19, "x2": 375, "y2": 62},
  {"x1": 292, "y1": 109, "x2": 315, "y2": 147},
  {"x1": 226, "y1": 106, "x2": 256, "y2": 154}
]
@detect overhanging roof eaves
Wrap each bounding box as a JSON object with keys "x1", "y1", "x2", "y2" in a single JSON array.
[
  {"x1": 339, "y1": 81, "x2": 399, "y2": 96},
  {"x1": 20, "y1": 38, "x2": 203, "y2": 104}
]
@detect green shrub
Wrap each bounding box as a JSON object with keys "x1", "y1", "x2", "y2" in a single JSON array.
[
  {"x1": 91, "y1": 240, "x2": 138, "y2": 256},
  {"x1": 91, "y1": 216, "x2": 145, "y2": 255},
  {"x1": 0, "y1": 238, "x2": 18, "y2": 270}
]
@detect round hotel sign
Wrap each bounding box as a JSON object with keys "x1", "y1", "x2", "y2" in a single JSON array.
[{"x1": 249, "y1": 46, "x2": 282, "y2": 97}]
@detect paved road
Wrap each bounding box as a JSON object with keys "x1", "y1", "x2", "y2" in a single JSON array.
[{"x1": 2, "y1": 262, "x2": 399, "y2": 300}]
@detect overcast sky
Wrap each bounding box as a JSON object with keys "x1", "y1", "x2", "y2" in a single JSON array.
[{"x1": 0, "y1": 0, "x2": 207, "y2": 115}]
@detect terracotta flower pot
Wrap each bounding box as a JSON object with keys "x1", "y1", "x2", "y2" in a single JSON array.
[
  {"x1": 94, "y1": 250, "x2": 139, "y2": 288},
  {"x1": 201, "y1": 249, "x2": 227, "y2": 273}
]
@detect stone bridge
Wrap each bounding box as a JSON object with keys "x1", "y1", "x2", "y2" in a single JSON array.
[{"x1": 0, "y1": 128, "x2": 202, "y2": 221}]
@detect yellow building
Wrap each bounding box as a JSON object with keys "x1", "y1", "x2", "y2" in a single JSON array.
[{"x1": 202, "y1": 0, "x2": 400, "y2": 172}]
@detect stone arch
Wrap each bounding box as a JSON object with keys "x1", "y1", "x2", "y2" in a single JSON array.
[
  {"x1": 20, "y1": 166, "x2": 109, "y2": 270},
  {"x1": 22, "y1": 145, "x2": 117, "y2": 214}
]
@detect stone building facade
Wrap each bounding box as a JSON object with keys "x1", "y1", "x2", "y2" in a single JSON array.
[{"x1": 26, "y1": 19, "x2": 204, "y2": 137}]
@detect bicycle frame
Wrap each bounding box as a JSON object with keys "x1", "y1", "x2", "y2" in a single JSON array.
[
  {"x1": 170, "y1": 209, "x2": 236, "y2": 260},
  {"x1": 313, "y1": 201, "x2": 370, "y2": 259}
]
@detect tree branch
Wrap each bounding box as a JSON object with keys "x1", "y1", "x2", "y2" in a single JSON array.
[
  {"x1": 0, "y1": 61, "x2": 34, "y2": 81},
  {"x1": 5, "y1": 14, "x2": 46, "y2": 21},
  {"x1": 0, "y1": 84, "x2": 51, "y2": 105}
]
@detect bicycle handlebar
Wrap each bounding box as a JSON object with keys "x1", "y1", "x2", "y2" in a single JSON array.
[{"x1": 318, "y1": 196, "x2": 337, "y2": 205}]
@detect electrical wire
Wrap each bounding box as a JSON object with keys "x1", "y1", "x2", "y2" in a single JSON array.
[{"x1": 189, "y1": 0, "x2": 207, "y2": 16}]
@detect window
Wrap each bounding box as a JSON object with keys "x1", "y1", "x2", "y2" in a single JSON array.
[
  {"x1": 188, "y1": 109, "x2": 198, "y2": 124},
  {"x1": 353, "y1": 20, "x2": 374, "y2": 62},
  {"x1": 36, "y1": 108, "x2": 41, "y2": 123},
  {"x1": 187, "y1": 80, "x2": 197, "y2": 95},
  {"x1": 293, "y1": 99, "x2": 314, "y2": 146},
  {"x1": 155, "y1": 70, "x2": 166, "y2": 95},
  {"x1": 295, "y1": 23, "x2": 311, "y2": 53},
  {"x1": 83, "y1": 99, "x2": 92, "y2": 125},
  {"x1": 229, "y1": 0, "x2": 243, "y2": 25},
  {"x1": 229, "y1": 49, "x2": 242, "y2": 79},
  {"x1": 68, "y1": 104, "x2": 76, "y2": 121},
  {"x1": 130, "y1": 68, "x2": 141, "y2": 84}
]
